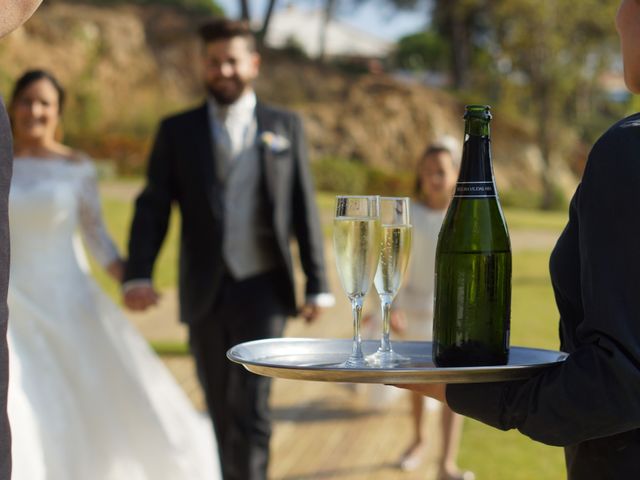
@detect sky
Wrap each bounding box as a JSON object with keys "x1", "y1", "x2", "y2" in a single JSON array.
[{"x1": 216, "y1": 0, "x2": 430, "y2": 41}]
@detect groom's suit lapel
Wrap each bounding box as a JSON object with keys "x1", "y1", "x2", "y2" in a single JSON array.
[
  {"x1": 191, "y1": 103, "x2": 224, "y2": 221},
  {"x1": 193, "y1": 101, "x2": 285, "y2": 219},
  {"x1": 256, "y1": 102, "x2": 279, "y2": 208}
]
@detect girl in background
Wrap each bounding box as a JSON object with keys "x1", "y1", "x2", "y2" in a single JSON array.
[{"x1": 393, "y1": 139, "x2": 474, "y2": 480}]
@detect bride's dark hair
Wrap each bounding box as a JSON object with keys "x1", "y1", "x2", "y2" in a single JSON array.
[{"x1": 10, "y1": 69, "x2": 66, "y2": 114}]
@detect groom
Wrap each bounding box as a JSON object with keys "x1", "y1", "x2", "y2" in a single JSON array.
[
  {"x1": 123, "y1": 18, "x2": 333, "y2": 480},
  {"x1": 1, "y1": 1, "x2": 45, "y2": 478}
]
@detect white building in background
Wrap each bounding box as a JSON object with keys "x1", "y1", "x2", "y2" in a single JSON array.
[{"x1": 257, "y1": 5, "x2": 392, "y2": 59}]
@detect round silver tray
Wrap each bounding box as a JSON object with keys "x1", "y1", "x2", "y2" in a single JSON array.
[{"x1": 227, "y1": 338, "x2": 568, "y2": 384}]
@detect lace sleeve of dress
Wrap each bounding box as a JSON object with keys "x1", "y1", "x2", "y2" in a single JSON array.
[{"x1": 77, "y1": 160, "x2": 121, "y2": 268}]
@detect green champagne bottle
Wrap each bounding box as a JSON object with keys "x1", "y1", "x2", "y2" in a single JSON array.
[{"x1": 432, "y1": 105, "x2": 511, "y2": 367}]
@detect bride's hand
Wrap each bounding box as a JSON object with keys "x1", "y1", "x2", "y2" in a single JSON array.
[{"x1": 106, "y1": 259, "x2": 124, "y2": 282}]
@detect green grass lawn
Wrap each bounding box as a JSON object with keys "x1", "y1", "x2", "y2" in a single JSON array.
[
  {"x1": 503, "y1": 207, "x2": 568, "y2": 231},
  {"x1": 93, "y1": 183, "x2": 568, "y2": 480},
  {"x1": 459, "y1": 248, "x2": 565, "y2": 479}
]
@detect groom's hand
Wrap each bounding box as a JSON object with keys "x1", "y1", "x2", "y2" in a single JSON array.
[
  {"x1": 299, "y1": 304, "x2": 323, "y2": 323},
  {"x1": 123, "y1": 285, "x2": 159, "y2": 311}
]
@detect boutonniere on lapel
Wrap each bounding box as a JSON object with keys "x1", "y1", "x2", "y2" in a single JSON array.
[{"x1": 260, "y1": 131, "x2": 291, "y2": 154}]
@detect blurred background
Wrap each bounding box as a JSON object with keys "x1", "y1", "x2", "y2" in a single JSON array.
[
  {"x1": 1, "y1": 1, "x2": 629, "y2": 479},
  {"x1": 1, "y1": 0, "x2": 631, "y2": 209}
]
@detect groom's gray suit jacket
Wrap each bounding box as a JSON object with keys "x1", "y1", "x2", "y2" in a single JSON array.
[{"x1": 0, "y1": 96, "x2": 12, "y2": 480}]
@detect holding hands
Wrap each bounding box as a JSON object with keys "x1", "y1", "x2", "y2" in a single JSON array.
[
  {"x1": 298, "y1": 304, "x2": 324, "y2": 323},
  {"x1": 123, "y1": 284, "x2": 160, "y2": 311}
]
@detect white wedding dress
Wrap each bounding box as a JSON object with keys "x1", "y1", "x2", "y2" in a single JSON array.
[{"x1": 7, "y1": 157, "x2": 221, "y2": 480}]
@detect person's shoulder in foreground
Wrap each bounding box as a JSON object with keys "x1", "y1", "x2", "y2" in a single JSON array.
[
  {"x1": 590, "y1": 111, "x2": 640, "y2": 161},
  {"x1": 0, "y1": 0, "x2": 42, "y2": 38},
  {"x1": 578, "y1": 111, "x2": 640, "y2": 194}
]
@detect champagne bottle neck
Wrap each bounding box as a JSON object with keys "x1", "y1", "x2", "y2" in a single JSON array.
[
  {"x1": 464, "y1": 117, "x2": 491, "y2": 137},
  {"x1": 455, "y1": 132, "x2": 496, "y2": 199}
]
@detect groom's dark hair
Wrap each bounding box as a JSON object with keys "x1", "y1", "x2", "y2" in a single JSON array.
[{"x1": 198, "y1": 18, "x2": 256, "y2": 52}]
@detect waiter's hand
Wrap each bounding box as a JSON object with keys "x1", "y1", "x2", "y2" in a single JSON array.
[
  {"x1": 392, "y1": 383, "x2": 447, "y2": 404},
  {"x1": 299, "y1": 303, "x2": 323, "y2": 323}
]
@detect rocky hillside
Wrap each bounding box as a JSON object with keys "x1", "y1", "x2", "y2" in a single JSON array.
[{"x1": 0, "y1": 2, "x2": 580, "y2": 198}]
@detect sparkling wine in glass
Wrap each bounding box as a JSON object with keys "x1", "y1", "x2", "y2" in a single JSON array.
[
  {"x1": 333, "y1": 195, "x2": 381, "y2": 368},
  {"x1": 367, "y1": 197, "x2": 412, "y2": 367}
]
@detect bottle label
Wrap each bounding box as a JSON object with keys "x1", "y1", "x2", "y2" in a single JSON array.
[{"x1": 454, "y1": 181, "x2": 496, "y2": 198}]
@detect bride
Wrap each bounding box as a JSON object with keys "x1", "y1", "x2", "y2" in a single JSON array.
[{"x1": 7, "y1": 69, "x2": 221, "y2": 479}]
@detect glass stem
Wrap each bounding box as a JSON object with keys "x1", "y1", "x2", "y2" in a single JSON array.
[
  {"x1": 350, "y1": 295, "x2": 364, "y2": 361},
  {"x1": 379, "y1": 299, "x2": 392, "y2": 353}
]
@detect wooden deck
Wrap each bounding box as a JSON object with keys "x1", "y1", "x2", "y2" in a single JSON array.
[
  {"x1": 267, "y1": 316, "x2": 445, "y2": 480},
  {"x1": 131, "y1": 248, "x2": 449, "y2": 480},
  {"x1": 104, "y1": 181, "x2": 563, "y2": 480},
  {"x1": 156, "y1": 323, "x2": 446, "y2": 480}
]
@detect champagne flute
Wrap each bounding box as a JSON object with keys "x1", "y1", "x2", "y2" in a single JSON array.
[
  {"x1": 367, "y1": 197, "x2": 412, "y2": 367},
  {"x1": 333, "y1": 195, "x2": 381, "y2": 368}
]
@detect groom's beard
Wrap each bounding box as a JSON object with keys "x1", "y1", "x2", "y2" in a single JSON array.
[{"x1": 206, "y1": 77, "x2": 247, "y2": 106}]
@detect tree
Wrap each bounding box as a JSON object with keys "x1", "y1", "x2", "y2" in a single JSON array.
[
  {"x1": 432, "y1": 0, "x2": 487, "y2": 89},
  {"x1": 232, "y1": 0, "x2": 278, "y2": 47},
  {"x1": 394, "y1": 30, "x2": 448, "y2": 71},
  {"x1": 488, "y1": 0, "x2": 618, "y2": 209},
  {"x1": 363, "y1": 0, "x2": 486, "y2": 88},
  {"x1": 319, "y1": 0, "x2": 338, "y2": 62},
  {"x1": 239, "y1": 0, "x2": 250, "y2": 20},
  {"x1": 258, "y1": 0, "x2": 277, "y2": 43}
]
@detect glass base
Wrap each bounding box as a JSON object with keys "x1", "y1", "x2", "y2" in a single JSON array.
[
  {"x1": 338, "y1": 354, "x2": 369, "y2": 368},
  {"x1": 366, "y1": 348, "x2": 411, "y2": 368}
]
